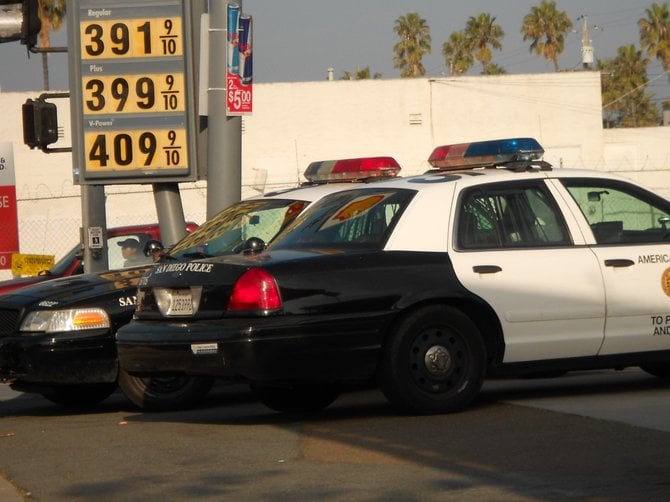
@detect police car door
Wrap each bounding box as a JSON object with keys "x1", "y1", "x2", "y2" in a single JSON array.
[
  {"x1": 452, "y1": 180, "x2": 606, "y2": 363},
  {"x1": 559, "y1": 178, "x2": 670, "y2": 355}
]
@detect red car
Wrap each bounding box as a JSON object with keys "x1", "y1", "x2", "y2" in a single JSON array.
[{"x1": 0, "y1": 223, "x2": 198, "y2": 295}]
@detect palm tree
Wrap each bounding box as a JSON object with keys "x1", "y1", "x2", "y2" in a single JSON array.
[
  {"x1": 464, "y1": 13, "x2": 504, "y2": 73},
  {"x1": 599, "y1": 45, "x2": 659, "y2": 128},
  {"x1": 341, "y1": 67, "x2": 382, "y2": 80},
  {"x1": 442, "y1": 31, "x2": 473, "y2": 75},
  {"x1": 638, "y1": 2, "x2": 670, "y2": 72},
  {"x1": 393, "y1": 13, "x2": 431, "y2": 78},
  {"x1": 482, "y1": 63, "x2": 507, "y2": 75},
  {"x1": 521, "y1": 0, "x2": 572, "y2": 71},
  {"x1": 37, "y1": 0, "x2": 66, "y2": 90}
]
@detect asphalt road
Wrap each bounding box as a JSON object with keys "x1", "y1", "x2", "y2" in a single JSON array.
[{"x1": 2, "y1": 368, "x2": 670, "y2": 501}]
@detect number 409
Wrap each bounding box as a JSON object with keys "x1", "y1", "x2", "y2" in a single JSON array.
[{"x1": 88, "y1": 131, "x2": 181, "y2": 168}]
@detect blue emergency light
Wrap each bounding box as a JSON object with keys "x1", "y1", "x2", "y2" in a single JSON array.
[{"x1": 428, "y1": 138, "x2": 545, "y2": 170}]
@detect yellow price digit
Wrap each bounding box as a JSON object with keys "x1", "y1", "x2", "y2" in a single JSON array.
[
  {"x1": 85, "y1": 129, "x2": 188, "y2": 171},
  {"x1": 80, "y1": 17, "x2": 183, "y2": 59},
  {"x1": 83, "y1": 73, "x2": 185, "y2": 114}
]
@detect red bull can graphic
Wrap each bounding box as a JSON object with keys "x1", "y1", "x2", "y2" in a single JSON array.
[
  {"x1": 227, "y1": 8, "x2": 252, "y2": 115},
  {"x1": 227, "y1": 2, "x2": 240, "y2": 75},
  {"x1": 239, "y1": 15, "x2": 252, "y2": 85}
]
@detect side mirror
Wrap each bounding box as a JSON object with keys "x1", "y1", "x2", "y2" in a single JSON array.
[
  {"x1": 241, "y1": 237, "x2": 265, "y2": 255},
  {"x1": 587, "y1": 190, "x2": 609, "y2": 202}
]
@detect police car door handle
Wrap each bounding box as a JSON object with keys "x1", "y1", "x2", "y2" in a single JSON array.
[
  {"x1": 604, "y1": 259, "x2": 635, "y2": 268},
  {"x1": 473, "y1": 265, "x2": 502, "y2": 274}
]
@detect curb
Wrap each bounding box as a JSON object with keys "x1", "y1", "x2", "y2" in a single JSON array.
[{"x1": 0, "y1": 474, "x2": 24, "y2": 501}]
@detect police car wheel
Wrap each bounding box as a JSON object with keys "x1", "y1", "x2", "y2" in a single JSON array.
[
  {"x1": 41, "y1": 383, "x2": 117, "y2": 408},
  {"x1": 252, "y1": 383, "x2": 340, "y2": 413},
  {"x1": 640, "y1": 362, "x2": 670, "y2": 378},
  {"x1": 117, "y1": 369, "x2": 214, "y2": 411},
  {"x1": 379, "y1": 305, "x2": 486, "y2": 414}
]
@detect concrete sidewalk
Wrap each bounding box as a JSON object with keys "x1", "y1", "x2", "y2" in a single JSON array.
[
  {"x1": 1, "y1": 385, "x2": 26, "y2": 500},
  {"x1": 0, "y1": 475, "x2": 23, "y2": 501}
]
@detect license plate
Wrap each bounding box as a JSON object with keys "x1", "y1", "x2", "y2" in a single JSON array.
[{"x1": 168, "y1": 289, "x2": 193, "y2": 316}]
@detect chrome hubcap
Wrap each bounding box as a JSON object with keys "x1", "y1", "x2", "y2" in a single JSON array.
[{"x1": 424, "y1": 345, "x2": 451, "y2": 376}]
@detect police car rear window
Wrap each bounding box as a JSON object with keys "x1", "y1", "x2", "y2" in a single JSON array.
[
  {"x1": 457, "y1": 182, "x2": 571, "y2": 249},
  {"x1": 271, "y1": 188, "x2": 415, "y2": 250}
]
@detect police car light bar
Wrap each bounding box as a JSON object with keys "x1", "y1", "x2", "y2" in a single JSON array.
[
  {"x1": 304, "y1": 156, "x2": 401, "y2": 183},
  {"x1": 428, "y1": 138, "x2": 544, "y2": 170}
]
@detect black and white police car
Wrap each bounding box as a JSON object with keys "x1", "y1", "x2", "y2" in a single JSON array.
[
  {"x1": 0, "y1": 156, "x2": 400, "y2": 410},
  {"x1": 116, "y1": 138, "x2": 670, "y2": 415}
]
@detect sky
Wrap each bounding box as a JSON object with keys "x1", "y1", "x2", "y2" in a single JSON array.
[{"x1": 1, "y1": 0, "x2": 668, "y2": 105}]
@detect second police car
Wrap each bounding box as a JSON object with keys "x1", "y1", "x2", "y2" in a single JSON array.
[
  {"x1": 0, "y1": 156, "x2": 400, "y2": 410},
  {"x1": 117, "y1": 138, "x2": 670, "y2": 415}
]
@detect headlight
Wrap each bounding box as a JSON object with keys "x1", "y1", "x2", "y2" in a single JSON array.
[{"x1": 20, "y1": 308, "x2": 110, "y2": 333}]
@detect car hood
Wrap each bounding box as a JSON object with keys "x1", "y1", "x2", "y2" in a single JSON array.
[
  {"x1": 0, "y1": 275, "x2": 49, "y2": 296},
  {"x1": 0, "y1": 266, "x2": 152, "y2": 310}
]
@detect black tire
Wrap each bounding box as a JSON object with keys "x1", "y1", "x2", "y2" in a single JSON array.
[
  {"x1": 253, "y1": 383, "x2": 340, "y2": 413},
  {"x1": 379, "y1": 305, "x2": 486, "y2": 414},
  {"x1": 640, "y1": 362, "x2": 670, "y2": 378},
  {"x1": 41, "y1": 383, "x2": 117, "y2": 408},
  {"x1": 118, "y1": 369, "x2": 214, "y2": 411}
]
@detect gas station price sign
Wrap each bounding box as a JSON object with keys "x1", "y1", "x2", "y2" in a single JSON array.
[{"x1": 70, "y1": 0, "x2": 197, "y2": 184}]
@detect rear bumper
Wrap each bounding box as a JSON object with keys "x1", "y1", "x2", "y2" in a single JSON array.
[{"x1": 116, "y1": 316, "x2": 383, "y2": 384}]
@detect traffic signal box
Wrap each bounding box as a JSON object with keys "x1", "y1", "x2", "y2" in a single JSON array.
[
  {"x1": 0, "y1": 0, "x2": 41, "y2": 47},
  {"x1": 22, "y1": 98, "x2": 59, "y2": 150}
]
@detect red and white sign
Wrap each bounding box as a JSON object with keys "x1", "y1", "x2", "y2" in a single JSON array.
[
  {"x1": 226, "y1": 5, "x2": 252, "y2": 115},
  {"x1": 226, "y1": 74, "x2": 253, "y2": 115},
  {"x1": 0, "y1": 143, "x2": 19, "y2": 270}
]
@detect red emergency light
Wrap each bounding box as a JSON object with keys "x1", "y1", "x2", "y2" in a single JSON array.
[{"x1": 304, "y1": 156, "x2": 401, "y2": 183}]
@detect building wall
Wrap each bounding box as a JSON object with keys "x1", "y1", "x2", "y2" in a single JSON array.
[{"x1": 1, "y1": 71, "x2": 669, "y2": 280}]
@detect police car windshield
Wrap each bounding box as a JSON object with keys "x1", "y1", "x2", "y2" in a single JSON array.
[
  {"x1": 270, "y1": 188, "x2": 415, "y2": 251},
  {"x1": 169, "y1": 199, "x2": 308, "y2": 258}
]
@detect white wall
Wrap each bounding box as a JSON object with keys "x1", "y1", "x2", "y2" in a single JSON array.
[{"x1": 1, "y1": 71, "x2": 669, "y2": 280}]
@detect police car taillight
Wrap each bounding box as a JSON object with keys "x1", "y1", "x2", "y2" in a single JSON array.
[
  {"x1": 428, "y1": 138, "x2": 544, "y2": 170},
  {"x1": 228, "y1": 268, "x2": 282, "y2": 312},
  {"x1": 303, "y1": 156, "x2": 401, "y2": 183}
]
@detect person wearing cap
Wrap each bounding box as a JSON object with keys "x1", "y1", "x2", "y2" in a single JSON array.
[{"x1": 117, "y1": 238, "x2": 146, "y2": 267}]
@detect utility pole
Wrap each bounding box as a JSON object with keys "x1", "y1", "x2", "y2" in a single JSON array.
[{"x1": 579, "y1": 15, "x2": 594, "y2": 70}]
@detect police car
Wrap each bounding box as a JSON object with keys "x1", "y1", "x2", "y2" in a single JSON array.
[
  {"x1": 116, "y1": 138, "x2": 670, "y2": 415},
  {"x1": 0, "y1": 156, "x2": 400, "y2": 410}
]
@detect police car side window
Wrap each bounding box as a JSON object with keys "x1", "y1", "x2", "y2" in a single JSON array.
[
  {"x1": 562, "y1": 179, "x2": 670, "y2": 245},
  {"x1": 457, "y1": 183, "x2": 571, "y2": 249}
]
